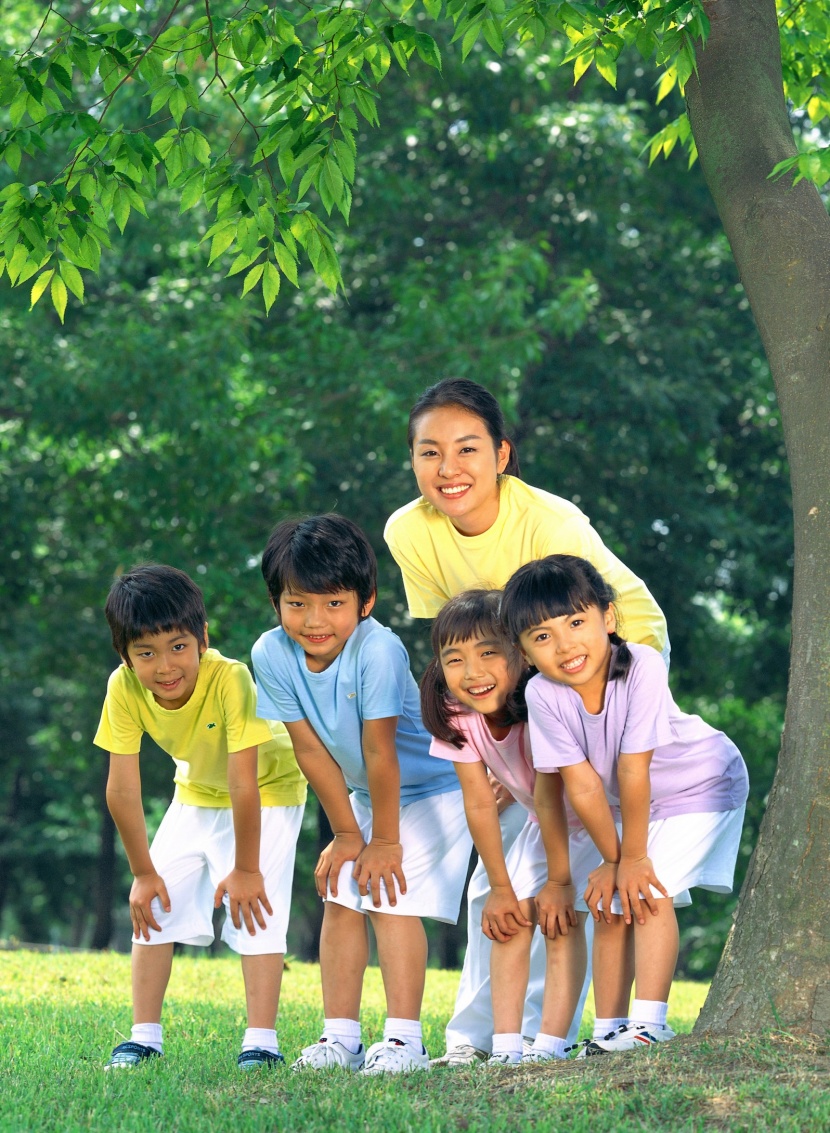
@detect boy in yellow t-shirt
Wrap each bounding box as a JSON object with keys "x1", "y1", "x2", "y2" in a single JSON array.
[{"x1": 94, "y1": 564, "x2": 306, "y2": 1071}]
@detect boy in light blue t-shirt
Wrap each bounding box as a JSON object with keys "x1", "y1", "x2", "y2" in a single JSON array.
[{"x1": 251, "y1": 514, "x2": 471, "y2": 1075}]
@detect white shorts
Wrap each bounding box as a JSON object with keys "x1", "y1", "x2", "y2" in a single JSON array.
[
  {"x1": 137, "y1": 801, "x2": 304, "y2": 955},
  {"x1": 326, "y1": 790, "x2": 472, "y2": 923},
  {"x1": 506, "y1": 821, "x2": 601, "y2": 913},
  {"x1": 608, "y1": 805, "x2": 746, "y2": 914}
]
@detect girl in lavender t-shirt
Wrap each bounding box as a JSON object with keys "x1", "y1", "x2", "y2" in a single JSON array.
[
  {"x1": 421, "y1": 590, "x2": 602, "y2": 1065},
  {"x1": 501, "y1": 555, "x2": 748, "y2": 1055}
]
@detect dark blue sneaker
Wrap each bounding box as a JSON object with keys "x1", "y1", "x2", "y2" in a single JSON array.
[
  {"x1": 105, "y1": 1041, "x2": 162, "y2": 1070},
  {"x1": 237, "y1": 1048, "x2": 286, "y2": 1071}
]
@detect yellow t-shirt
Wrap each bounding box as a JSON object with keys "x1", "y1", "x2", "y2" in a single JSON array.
[
  {"x1": 384, "y1": 476, "x2": 667, "y2": 651},
  {"x1": 93, "y1": 648, "x2": 307, "y2": 808}
]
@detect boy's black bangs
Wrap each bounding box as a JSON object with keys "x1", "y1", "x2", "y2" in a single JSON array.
[
  {"x1": 502, "y1": 568, "x2": 596, "y2": 640},
  {"x1": 280, "y1": 562, "x2": 359, "y2": 599}
]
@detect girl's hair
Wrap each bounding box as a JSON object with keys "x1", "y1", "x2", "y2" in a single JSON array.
[
  {"x1": 421, "y1": 589, "x2": 527, "y2": 749},
  {"x1": 500, "y1": 555, "x2": 632, "y2": 682},
  {"x1": 407, "y1": 378, "x2": 521, "y2": 477}
]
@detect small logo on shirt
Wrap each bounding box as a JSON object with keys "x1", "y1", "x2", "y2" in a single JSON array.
[
  {"x1": 346, "y1": 692, "x2": 356, "y2": 700},
  {"x1": 206, "y1": 722, "x2": 216, "y2": 729}
]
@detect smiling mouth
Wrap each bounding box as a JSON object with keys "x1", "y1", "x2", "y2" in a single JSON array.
[
  {"x1": 158, "y1": 677, "x2": 182, "y2": 690},
  {"x1": 561, "y1": 656, "x2": 587, "y2": 673},
  {"x1": 305, "y1": 634, "x2": 333, "y2": 643},
  {"x1": 466, "y1": 683, "x2": 496, "y2": 697},
  {"x1": 439, "y1": 484, "x2": 471, "y2": 497}
]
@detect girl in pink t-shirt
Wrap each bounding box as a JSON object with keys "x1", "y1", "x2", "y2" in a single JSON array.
[
  {"x1": 501, "y1": 555, "x2": 748, "y2": 1054},
  {"x1": 421, "y1": 590, "x2": 601, "y2": 1065}
]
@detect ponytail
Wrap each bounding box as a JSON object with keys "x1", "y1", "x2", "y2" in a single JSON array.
[
  {"x1": 420, "y1": 657, "x2": 467, "y2": 749},
  {"x1": 608, "y1": 632, "x2": 632, "y2": 681}
]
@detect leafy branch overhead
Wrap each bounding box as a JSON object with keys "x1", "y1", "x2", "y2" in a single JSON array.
[{"x1": 0, "y1": 1, "x2": 825, "y2": 319}]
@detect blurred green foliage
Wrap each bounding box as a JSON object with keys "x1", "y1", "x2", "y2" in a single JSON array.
[{"x1": 0, "y1": 21, "x2": 789, "y2": 974}]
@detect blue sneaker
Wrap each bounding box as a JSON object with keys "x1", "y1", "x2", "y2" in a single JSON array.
[
  {"x1": 237, "y1": 1048, "x2": 286, "y2": 1071},
  {"x1": 105, "y1": 1041, "x2": 162, "y2": 1070}
]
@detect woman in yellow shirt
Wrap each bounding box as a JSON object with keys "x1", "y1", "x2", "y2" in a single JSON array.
[{"x1": 383, "y1": 377, "x2": 669, "y2": 1066}]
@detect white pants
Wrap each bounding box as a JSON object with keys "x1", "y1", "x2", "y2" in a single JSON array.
[{"x1": 444, "y1": 803, "x2": 592, "y2": 1051}]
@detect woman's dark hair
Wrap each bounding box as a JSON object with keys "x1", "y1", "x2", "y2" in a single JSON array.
[
  {"x1": 420, "y1": 589, "x2": 527, "y2": 749},
  {"x1": 500, "y1": 555, "x2": 632, "y2": 682},
  {"x1": 407, "y1": 378, "x2": 521, "y2": 477},
  {"x1": 261, "y1": 514, "x2": 377, "y2": 616},
  {"x1": 104, "y1": 563, "x2": 207, "y2": 663}
]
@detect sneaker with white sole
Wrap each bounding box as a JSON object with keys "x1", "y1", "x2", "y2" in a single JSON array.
[
  {"x1": 359, "y1": 1038, "x2": 430, "y2": 1075},
  {"x1": 581, "y1": 1023, "x2": 676, "y2": 1055},
  {"x1": 429, "y1": 1044, "x2": 488, "y2": 1068},
  {"x1": 485, "y1": 1051, "x2": 521, "y2": 1067},
  {"x1": 521, "y1": 1049, "x2": 563, "y2": 1064},
  {"x1": 104, "y1": 1041, "x2": 162, "y2": 1070},
  {"x1": 291, "y1": 1037, "x2": 365, "y2": 1071}
]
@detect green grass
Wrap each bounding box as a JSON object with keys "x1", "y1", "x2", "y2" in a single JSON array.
[{"x1": 2, "y1": 950, "x2": 828, "y2": 1133}]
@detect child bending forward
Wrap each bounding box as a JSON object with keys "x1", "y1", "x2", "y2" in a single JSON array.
[
  {"x1": 96, "y1": 564, "x2": 306, "y2": 1070},
  {"x1": 251, "y1": 515, "x2": 471, "y2": 1075},
  {"x1": 502, "y1": 555, "x2": 748, "y2": 1053}
]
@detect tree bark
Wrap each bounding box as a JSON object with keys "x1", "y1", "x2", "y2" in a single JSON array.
[{"x1": 687, "y1": 0, "x2": 830, "y2": 1033}]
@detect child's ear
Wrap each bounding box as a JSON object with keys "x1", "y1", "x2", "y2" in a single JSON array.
[
  {"x1": 200, "y1": 623, "x2": 209, "y2": 653},
  {"x1": 360, "y1": 592, "x2": 377, "y2": 619},
  {"x1": 604, "y1": 605, "x2": 617, "y2": 636}
]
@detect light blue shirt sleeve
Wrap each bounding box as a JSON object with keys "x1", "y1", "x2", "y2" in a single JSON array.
[{"x1": 358, "y1": 630, "x2": 409, "y2": 720}]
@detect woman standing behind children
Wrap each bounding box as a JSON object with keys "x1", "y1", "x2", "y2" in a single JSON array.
[
  {"x1": 501, "y1": 555, "x2": 748, "y2": 1052},
  {"x1": 384, "y1": 378, "x2": 669, "y2": 1063},
  {"x1": 421, "y1": 590, "x2": 602, "y2": 1065}
]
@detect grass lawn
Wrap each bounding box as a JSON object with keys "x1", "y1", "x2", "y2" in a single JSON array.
[{"x1": 2, "y1": 949, "x2": 828, "y2": 1132}]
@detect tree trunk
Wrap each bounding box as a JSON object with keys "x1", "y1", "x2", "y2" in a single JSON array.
[{"x1": 686, "y1": 0, "x2": 830, "y2": 1033}]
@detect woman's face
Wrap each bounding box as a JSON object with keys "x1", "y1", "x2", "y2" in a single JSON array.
[{"x1": 410, "y1": 406, "x2": 510, "y2": 536}]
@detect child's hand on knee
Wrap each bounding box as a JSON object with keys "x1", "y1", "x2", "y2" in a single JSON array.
[
  {"x1": 534, "y1": 881, "x2": 577, "y2": 939},
  {"x1": 584, "y1": 861, "x2": 618, "y2": 924},
  {"x1": 129, "y1": 871, "x2": 171, "y2": 941},
  {"x1": 214, "y1": 869, "x2": 273, "y2": 935},
  {"x1": 482, "y1": 885, "x2": 532, "y2": 942},
  {"x1": 316, "y1": 833, "x2": 365, "y2": 899},
  {"x1": 353, "y1": 839, "x2": 406, "y2": 908},
  {"x1": 616, "y1": 855, "x2": 669, "y2": 925}
]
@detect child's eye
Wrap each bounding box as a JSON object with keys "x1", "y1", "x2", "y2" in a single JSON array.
[
  {"x1": 534, "y1": 633, "x2": 549, "y2": 643},
  {"x1": 570, "y1": 618, "x2": 584, "y2": 628},
  {"x1": 328, "y1": 600, "x2": 343, "y2": 608},
  {"x1": 481, "y1": 649, "x2": 497, "y2": 658},
  {"x1": 172, "y1": 643, "x2": 187, "y2": 651}
]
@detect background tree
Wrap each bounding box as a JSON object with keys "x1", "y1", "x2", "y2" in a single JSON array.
[{"x1": 0, "y1": 1, "x2": 817, "y2": 1027}]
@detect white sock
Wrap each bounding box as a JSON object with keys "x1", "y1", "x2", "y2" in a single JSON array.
[
  {"x1": 131, "y1": 1023, "x2": 163, "y2": 1053},
  {"x1": 491, "y1": 1033, "x2": 522, "y2": 1063},
  {"x1": 531, "y1": 1033, "x2": 568, "y2": 1059},
  {"x1": 593, "y1": 1016, "x2": 627, "y2": 1040},
  {"x1": 242, "y1": 1027, "x2": 279, "y2": 1055},
  {"x1": 630, "y1": 999, "x2": 669, "y2": 1030},
  {"x1": 383, "y1": 1017, "x2": 423, "y2": 1049},
  {"x1": 322, "y1": 1017, "x2": 362, "y2": 1054}
]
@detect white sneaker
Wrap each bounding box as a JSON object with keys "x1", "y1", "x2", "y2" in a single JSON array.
[
  {"x1": 521, "y1": 1049, "x2": 563, "y2": 1064},
  {"x1": 359, "y1": 1038, "x2": 430, "y2": 1075},
  {"x1": 581, "y1": 1023, "x2": 677, "y2": 1055},
  {"x1": 485, "y1": 1051, "x2": 521, "y2": 1067},
  {"x1": 291, "y1": 1037, "x2": 365, "y2": 1071},
  {"x1": 429, "y1": 1044, "x2": 488, "y2": 1068}
]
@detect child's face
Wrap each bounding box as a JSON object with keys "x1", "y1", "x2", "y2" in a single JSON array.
[
  {"x1": 125, "y1": 627, "x2": 208, "y2": 710},
  {"x1": 278, "y1": 588, "x2": 375, "y2": 672},
  {"x1": 410, "y1": 406, "x2": 510, "y2": 536},
  {"x1": 440, "y1": 634, "x2": 521, "y2": 720},
  {"x1": 518, "y1": 604, "x2": 615, "y2": 701}
]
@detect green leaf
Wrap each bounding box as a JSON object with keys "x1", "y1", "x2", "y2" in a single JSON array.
[
  {"x1": 113, "y1": 188, "x2": 130, "y2": 233},
  {"x1": 10, "y1": 89, "x2": 29, "y2": 127},
  {"x1": 481, "y1": 19, "x2": 504, "y2": 57},
  {"x1": 4, "y1": 142, "x2": 21, "y2": 172},
  {"x1": 262, "y1": 260, "x2": 280, "y2": 312},
  {"x1": 51, "y1": 273, "x2": 68, "y2": 322},
  {"x1": 423, "y1": 0, "x2": 442, "y2": 16},
  {"x1": 461, "y1": 21, "x2": 482, "y2": 61},
  {"x1": 273, "y1": 241, "x2": 299, "y2": 286},
  {"x1": 169, "y1": 89, "x2": 188, "y2": 126},
  {"x1": 414, "y1": 32, "x2": 443, "y2": 69},
  {"x1": 59, "y1": 260, "x2": 85, "y2": 301},
  {"x1": 209, "y1": 226, "x2": 237, "y2": 264},
  {"x1": 179, "y1": 173, "x2": 204, "y2": 213},
  {"x1": 242, "y1": 261, "x2": 265, "y2": 296},
  {"x1": 30, "y1": 268, "x2": 54, "y2": 309}
]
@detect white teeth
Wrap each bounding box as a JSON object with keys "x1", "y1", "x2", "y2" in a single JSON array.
[
  {"x1": 562, "y1": 656, "x2": 586, "y2": 671},
  {"x1": 440, "y1": 485, "x2": 469, "y2": 495},
  {"x1": 468, "y1": 684, "x2": 495, "y2": 695}
]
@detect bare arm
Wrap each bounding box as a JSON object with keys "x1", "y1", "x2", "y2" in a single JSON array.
[
  {"x1": 353, "y1": 716, "x2": 406, "y2": 908},
  {"x1": 533, "y1": 772, "x2": 578, "y2": 938},
  {"x1": 213, "y1": 746, "x2": 273, "y2": 935},
  {"x1": 454, "y1": 761, "x2": 531, "y2": 941},
  {"x1": 557, "y1": 760, "x2": 621, "y2": 925},
  {"x1": 616, "y1": 750, "x2": 668, "y2": 924},
  {"x1": 106, "y1": 752, "x2": 170, "y2": 940},
  {"x1": 283, "y1": 717, "x2": 364, "y2": 899}
]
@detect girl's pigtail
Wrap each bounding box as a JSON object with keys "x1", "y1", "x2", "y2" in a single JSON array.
[
  {"x1": 420, "y1": 658, "x2": 467, "y2": 749},
  {"x1": 505, "y1": 665, "x2": 535, "y2": 723},
  {"x1": 608, "y1": 632, "x2": 632, "y2": 681}
]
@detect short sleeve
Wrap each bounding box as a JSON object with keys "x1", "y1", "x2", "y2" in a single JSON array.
[
  {"x1": 358, "y1": 631, "x2": 411, "y2": 720},
  {"x1": 429, "y1": 718, "x2": 483, "y2": 764},
  {"x1": 525, "y1": 680, "x2": 587, "y2": 771},
  {"x1": 251, "y1": 635, "x2": 306, "y2": 723},
  {"x1": 93, "y1": 668, "x2": 144, "y2": 754},
  {"x1": 384, "y1": 512, "x2": 448, "y2": 619},
  {"x1": 618, "y1": 649, "x2": 675, "y2": 754},
  {"x1": 218, "y1": 662, "x2": 277, "y2": 752}
]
